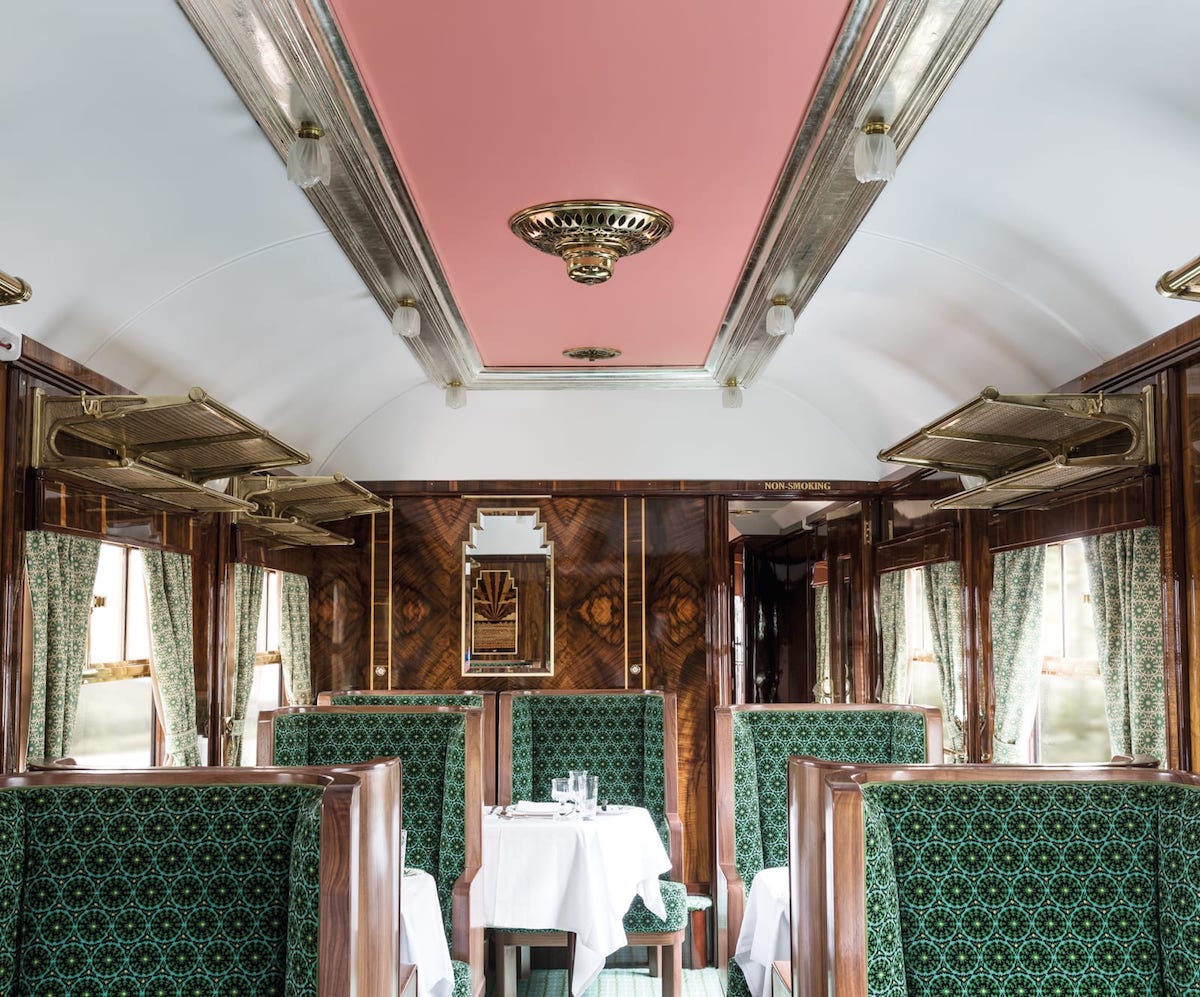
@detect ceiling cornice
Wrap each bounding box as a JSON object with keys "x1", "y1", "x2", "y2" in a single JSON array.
[{"x1": 178, "y1": 0, "x2": 1000, "y2": 391}]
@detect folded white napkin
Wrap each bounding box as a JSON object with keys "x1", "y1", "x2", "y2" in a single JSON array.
[{"x1": 511, "y1": 800, "x2": 562, "y2": 815}]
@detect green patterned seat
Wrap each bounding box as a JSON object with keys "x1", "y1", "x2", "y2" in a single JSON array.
[
  {"x1": 497, "y1": 691, "x2": 687, "y2": 997},
  {"x1": 0, "y1": 777, "x2": 354, "y2": 997},
  {"x1": 267, "y1": 705, "x2": 484, "y2": 997},
  {"x1": 715, "y1": 705, "x2": 939, "y2": 997},
  {"x1": 839, "y1": 776, "x2": 1200, "y2": 997}
]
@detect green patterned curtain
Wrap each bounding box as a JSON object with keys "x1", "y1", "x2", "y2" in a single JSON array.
[
  {"x1": 922, "y1": 561, "x2": 965, "y2": 759},
  {"x1": 227, "y1": 563, "x2": 264, "y2": 765},
  {"x1": 991, "y1": 546, "x2": 1047, "y2": 764},
  {"x1": 142, "y1": 550, "x2": 200, "y2": 766},
  {"x1": 24, "y1": 530, "x2": 101, "y2": 761},
  {"x1": 813, "y1": 586, "x2": 831, "y2": 703},
  {"x1": 879, "y1": 570, "x2": 908, "y2": 703},
  {"x1": 1082, "y1": 528, "x2": 1166, "y2": 763},
  {"x1": 279, "y1": 571, "x2": 313, "y2": 706}
]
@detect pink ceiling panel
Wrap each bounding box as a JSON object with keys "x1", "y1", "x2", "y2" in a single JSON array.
[{"x1": 329, "y1": 0, "x2": 850, "y2": 368}]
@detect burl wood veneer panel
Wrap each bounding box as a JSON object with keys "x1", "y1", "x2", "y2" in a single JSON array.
[{"x1": 646, "y1": 496, "x2": 709, "y2": 888}]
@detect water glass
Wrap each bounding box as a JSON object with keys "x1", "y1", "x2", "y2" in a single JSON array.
[
  {"x1": 569, "y1": 769, "x2": 588, "y2": 805},
  {"x1": 581, "y1": 775, "x2": 600, "y2": 818},
  {"x1": 551, "y1": 777, "x2": 571, "y2": 815}
]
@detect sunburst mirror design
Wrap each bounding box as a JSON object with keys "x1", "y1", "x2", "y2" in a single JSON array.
[{"x1": 461, "y1": 508, "x2": 554, "y2": 676}]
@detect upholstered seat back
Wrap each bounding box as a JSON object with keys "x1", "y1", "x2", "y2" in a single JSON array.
[
  {"x1": 731, "y1": 709, "x2": 931, "y2": 886},
  {"x1": 326, "y1": 693, "x2": 484, "y2": 708},
  {"x1": 860, "y1": 780, "x2": 1200, "y2": 997},
  {"x1": 508, "y1": 692, "x2": 668, "y2": 849},
  {"x1": 316, "y1": 691, "x2": 498, "y2": 805},
  {"x1": 271, "y1": 709, "x2": 468, "y2": 945},
  {"x1": 2, "y1": 782, "x2": 323, "y2": 996}
]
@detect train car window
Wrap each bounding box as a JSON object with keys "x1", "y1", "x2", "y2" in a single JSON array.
[
  {"x1": 73, "y1": 543, "x2": 155, "y2": 766},
  {"x1": 903, "y1": 568, "x2": 941, "y2": 711},
  {"x1": 238, "y1": 569, "x2": 284, "y2": 765},
  {"x1": 1033, "y1": 539, "x2": 1106, "y2": 762}
]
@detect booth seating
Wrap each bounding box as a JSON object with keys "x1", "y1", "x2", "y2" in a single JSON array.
[
  {"x1": 798, "y1": 758, "x2": 1200, "y2": 997},
  {"x1": 260, "y1": 705, "x2": 485, "y2": 997},
  {"x1": 0, "y1": 763, "x2": 405, "y2": 997},
  {"x1": 318, "y1": 690, "x2": 498, "y2": 805},
  {"x1": 496, "y1": 690, "x2": 689, "y2": 997},
  {"x1": 714, "y1": 704, "x2": 942, "y2": 997}
]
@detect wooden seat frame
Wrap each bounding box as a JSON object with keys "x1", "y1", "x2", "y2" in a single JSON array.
[
  {"x1": 714, "y1": 703, "x2": 942, "y2": 978},
  {"x1": 791, "y1": 757, "x2": 1187, "y2": 997},
  {"x1": 259, "y1": 705, "x2": 485, "y2": 997},
  {"x1": 9, "y1": 762, "x2": 407, "y2": 997}
]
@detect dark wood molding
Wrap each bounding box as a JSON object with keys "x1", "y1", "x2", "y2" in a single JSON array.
[
  {"x1": 874, "y1": 524, "x2": 958, "y2": 573},
  {"x1": 706, "y1": 496, "x2": 732, "y2": 708},
  {"x1": 985, "y1": 475, "x2": 1155, "y2": 553},
  {"x1": 959, "y1": 510, "x2": 991, "y2": 763},
  {"x1": 14, "y1": 336, "x2": 132, "y2": 397},
  {"x1": 1157, "y1": 368, "x2": 1188, "y2": 770}
]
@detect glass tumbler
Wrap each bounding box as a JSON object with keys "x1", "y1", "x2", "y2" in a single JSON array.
[
  {"x1": 569, "y1": 770, "x2": 588, "y2": 807},
  {"x1": 551, "y1": 777, "x2": 571, "y2": 816},
  {"x1": 582, "y1": 775, "x2": 599, "y2": 818}
]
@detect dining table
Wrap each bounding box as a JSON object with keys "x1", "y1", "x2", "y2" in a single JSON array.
[
  {"x1": 400, "y1": 867, "x2": 456, "y2": 997},
  {"x1": 734, "y1": 866, "x2": 790, "y2": 997},
  {"x1": 482, "y1": 803, "x2": 672, "y2": 995}
]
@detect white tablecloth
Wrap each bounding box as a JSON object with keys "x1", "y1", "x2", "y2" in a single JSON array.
[
  {"x1": 401, "y1": 868, "x2": 456, "y2": 997},
  {"x1": 734, "y1": 867, "x2": 790, "y2": 997},
  {"x1": 483, "y1": 806, "x2": 671, "y2": 996}
]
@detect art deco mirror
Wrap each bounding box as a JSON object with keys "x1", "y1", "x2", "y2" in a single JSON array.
[{"x1": 462, "y1": 509, "x2": 554, "y2": 676}]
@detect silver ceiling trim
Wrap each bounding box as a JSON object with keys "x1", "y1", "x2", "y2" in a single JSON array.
[{"x1": 178, "y1": 0, "x2": 1000, "y2": 391}]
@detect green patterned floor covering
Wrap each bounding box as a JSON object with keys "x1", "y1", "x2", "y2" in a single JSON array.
[{"x1": 514, "y1": 968, "x2": 723, "y2": 997}]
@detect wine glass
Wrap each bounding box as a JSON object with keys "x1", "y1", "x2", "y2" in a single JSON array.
[{"x1": 551, "y1": 777, "x2": 571, "y2": 816}]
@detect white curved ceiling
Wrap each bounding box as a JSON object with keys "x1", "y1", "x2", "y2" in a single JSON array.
[{"x1": 2, "y1": 1, "x2": 1198, "y2": 483}]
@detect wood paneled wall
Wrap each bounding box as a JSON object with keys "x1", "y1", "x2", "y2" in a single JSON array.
[{"x1": 315, "y1": 492, "x2": 713, "y2": 889}]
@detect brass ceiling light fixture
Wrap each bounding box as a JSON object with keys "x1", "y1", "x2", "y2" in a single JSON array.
[
  {"x1": 562, "y1": 346, "x2": 621, "y2": 362},
  {"x1": 509, "y1": 201, "x2": 673, "y2": 285}
]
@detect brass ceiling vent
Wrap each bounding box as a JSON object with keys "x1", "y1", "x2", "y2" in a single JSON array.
[
  {"x1": 509, "y1": 201, "x2": 673, "y2": 285},
  {"x1": 563, "y1": 346, "x2": 621, "y2": 362}
]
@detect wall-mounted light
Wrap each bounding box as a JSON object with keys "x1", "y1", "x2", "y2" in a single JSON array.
[
  {"x1": 392, "y1": 297, "x2": 421, "y2": 338},
  {"x1": 445, "y1": 380, "x2": 467, "y2": 410},
  {"x1": 287, "y1": 121, "x2": 331, "y2": 189},
  {"x1": 722, "y1": 377, "x2": 743, "y2": 409},
  {"x1": 853, "y1": 120, "x2": 896, "y2": 183},
  {"x1": 766, "y1": 295, "x2": 795, "y2": 338}
]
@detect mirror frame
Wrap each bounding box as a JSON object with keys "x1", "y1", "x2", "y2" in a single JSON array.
[{"x1": 460, "y1": 507, "x2": 554, "y2": 677}]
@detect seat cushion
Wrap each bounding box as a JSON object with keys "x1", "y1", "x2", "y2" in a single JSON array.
[{"x1": 623, "y1": 880, "x2": 688, "y2": 934}]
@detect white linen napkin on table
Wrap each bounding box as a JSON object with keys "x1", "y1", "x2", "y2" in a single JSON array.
[{"x1": 510, "y1": 800, "x2": 561, "y2": 815}]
